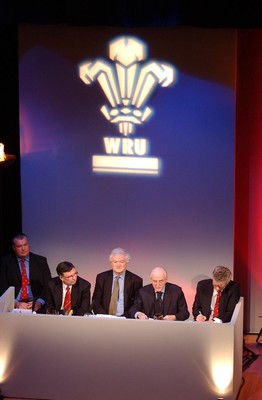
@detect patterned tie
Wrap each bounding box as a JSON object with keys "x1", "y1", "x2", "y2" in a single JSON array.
[
  {"x1": 63, "y1": 286, "x2": 71, "y2": 310},
  {"x1": 155, "y1": 291, "x2": 164, "y2": 316},
  {"x1": 156, "y1": 291, "x2": 162, "y2": 301},
  {"x1": 213, "y1": 290, "x2": 221, "y2": 318},
  {"x1": 109, "y1": 276, "x2": 120, "y2": 315},
  {"x1": 21, "y1": 258, "x2": 29, "y2": 302}
]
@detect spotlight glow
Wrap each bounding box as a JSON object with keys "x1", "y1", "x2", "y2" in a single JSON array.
[
  {"x1": 0, "y1": 350, "x2": 10, "y2": 383},
  {"x1": 212, "y1": 362, "x2": 233, "y2": 394}
]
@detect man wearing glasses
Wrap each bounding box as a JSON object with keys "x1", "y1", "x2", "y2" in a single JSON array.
[
  {"x1": 45, "y1": 261, "x2": 91, "y2": 315},
  {"x1": 130, "y1": 266, "x2": 189, "y2": 321},
  {"x1": 192, "y1": 265, "x2": 240, "y2": 323}
]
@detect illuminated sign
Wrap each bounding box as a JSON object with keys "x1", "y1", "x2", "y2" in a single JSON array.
[{"x1": 79, "y1": 35, "x2": 176, "y2": 175}]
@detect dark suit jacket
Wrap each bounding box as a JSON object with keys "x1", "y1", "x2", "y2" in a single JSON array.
[
  {"x1": 129, "y1": 282, "x2": 190, "y2": 321},
  {"x1": 192, "y1": 279, "x2": 240, "y2": 322},
  {"x1": 45, "y1": 276, "x2": 91, "y2": 316},
  {"x1": 92, "y1": 269, "x2": 143, "y2": 318},
  {"x1": 0, "y1": 251, "x2": 51, "y2": 302}
]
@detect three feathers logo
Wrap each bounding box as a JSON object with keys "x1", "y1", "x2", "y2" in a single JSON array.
[{"x1": 79, "y1": 35, "x2": 176, "y2": 175}]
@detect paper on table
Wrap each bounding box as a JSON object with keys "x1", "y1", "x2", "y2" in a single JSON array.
[
  {"x1": 88, "y1": 314, "x2": 126, "y2": 319},
  {"x1": 12, "y1": 309, "x2": 33, "y2": 314}
]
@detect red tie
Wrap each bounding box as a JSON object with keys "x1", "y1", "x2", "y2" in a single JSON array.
[
  {"x1": 63, "y1": 286, "x2": 71, "y2": 310},
  {"x1": 213, "y1": 290, "x2": 221, "y2": 318},
  {"x1": 21, "y1": 259, "x2": 29, "y2": 302}
]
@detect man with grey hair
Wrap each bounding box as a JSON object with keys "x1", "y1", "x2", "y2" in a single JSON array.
[
  {"x1": 91, "y1": 247, "x2": 143, "y2": 317},
  {"x1": 129, "y1": 266, "x2": 189, "y2": 321},
  {"x1": 192, "y1": 266, "x2": 240, "y2": 323}
]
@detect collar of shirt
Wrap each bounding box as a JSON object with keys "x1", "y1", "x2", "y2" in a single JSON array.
[
  {"x1": 17, "y1": 256, "x2": 29, "y2": 273},
  {"x1": 62, "y1": 283, "x2": 72, "y2": 292},
  {"x1": 17, "y1": 255, "x2": 29, "y2": 264},
  {"x1": 213, "y1": 288, "x2": 222, "y2": 295},
  {"x1": 19, "y1": 255, "x2": 29, "y2": 261},
  {"x1": 113, "y1": 271, "x2": 126, "y2": 280},
  {"x1": 155, "y1": 290, "x2": 165, "y2": 297}
]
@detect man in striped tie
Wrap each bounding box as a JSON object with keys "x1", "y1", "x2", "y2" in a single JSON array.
[
  {"x1": 45, "y1": 261, "x2": 91, "y2": 316},
  {"x1": 192, "y1": 266, "x2": 240, "y2": 323}
]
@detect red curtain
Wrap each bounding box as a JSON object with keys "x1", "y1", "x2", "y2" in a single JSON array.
[{"x1": 234, "y1": 29, "x2": 262, "y2": 332}]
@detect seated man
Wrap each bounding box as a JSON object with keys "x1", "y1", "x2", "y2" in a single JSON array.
[
  {"x1": 45, "y1": 261, "x2": 91, "y2": 316},
  {"x1": 91, "y1": 247, "x2": 143, "y2": 317},
  {"x1": 192, "y1": 265, "x2": 240, "y2": 323},
  {"x1": 0, "y1": 232, "x2": 51, "y2": 312},
  {"x1": 130, "y1": 266, "x2": 189, "y2": 321}
]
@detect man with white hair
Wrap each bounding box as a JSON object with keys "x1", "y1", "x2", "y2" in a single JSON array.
[
  {"x1": 130, "y1": 266, "x2": 189, "y2": 321},
  {"x1": 92, "y1": 247, "x2": 143, "y2": 317}
]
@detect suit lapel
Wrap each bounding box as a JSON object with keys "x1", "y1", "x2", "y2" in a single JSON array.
[
  {"x1": 105, "y1": 271, "x2": 114, "y2": 309},
  {"x1": 12, "y1": 254, "x2": 22, "y2": 280},
  {"x1": 147, "y1": 285, "x2": 156, "y2": 317},
  {"x1": 54, "y1": 279, "x2": 63, "y2": 308},
  {"x1": 163, "y1": 284, "x2": 172, "y2": 315},
  {"x1": 71, "y1": 279, "x2": 80, "y2": 308},
  {"x1": 123, "y1": 271, "x2": 130, "y2": 307}
]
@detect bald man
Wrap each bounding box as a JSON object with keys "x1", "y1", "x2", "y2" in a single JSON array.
[{"x1": 130, "y1": 267, "x2": 189, "y2": 321}]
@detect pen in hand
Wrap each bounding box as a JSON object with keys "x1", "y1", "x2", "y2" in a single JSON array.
[{"x1": 197, "y1": 310, "x2": 206, "y2": 322}]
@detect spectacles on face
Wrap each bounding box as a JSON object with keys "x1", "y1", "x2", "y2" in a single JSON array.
[
  {"x1": 151, "y1": 279, "x2": 166, "y2": 286},
  {"x1": 62, "y1": 271, "x2": 78, "y2": 280}
]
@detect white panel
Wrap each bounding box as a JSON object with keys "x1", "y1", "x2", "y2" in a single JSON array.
[{"x1": 0, "y1": 299, "x2": 243, "y2": 400}]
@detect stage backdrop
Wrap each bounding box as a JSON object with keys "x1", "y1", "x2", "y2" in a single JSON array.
[{"x1": 18, "y1": 25, "x2": 235, "y2": 313}]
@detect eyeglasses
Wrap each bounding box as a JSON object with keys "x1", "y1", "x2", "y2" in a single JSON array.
[
  {"x1": 151, "y1": 279, "x2": 166, "y2": 285},
  {"x1": 63, "y1": 271, "x2": 78, "y2": 279}
]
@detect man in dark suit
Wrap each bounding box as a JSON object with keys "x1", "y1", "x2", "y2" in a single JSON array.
[
  {"x1": 45, "y1": 261, "x2": 91, "y2": 316},
  {"x1": 192, "y1": 265, "x2": 240, "y2": 323},
  {"x1": 129, "y1": 267, "x2": 190, "y2": 321},
  {"x1": 0, "y1": 232, "x2": 51, "y2": 312},
  {"x1": 92, "y1": 247, "x2": 143, "y2": 318}
]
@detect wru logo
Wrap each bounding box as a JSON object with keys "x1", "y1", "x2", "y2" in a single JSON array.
[{"x1": 79, "y1": 36, "x2": 175, "y2": 136}]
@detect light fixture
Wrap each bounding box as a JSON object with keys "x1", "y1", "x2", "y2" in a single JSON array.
[{"x1": 0, "y1": 143, "x2": 16, "y2": 167}]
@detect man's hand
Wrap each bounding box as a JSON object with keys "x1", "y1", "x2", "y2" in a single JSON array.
[
  {"x1": 33, "y1": 301, "x2": 42, "y2": 312},
  {"x1": 15, "y1": 301, "x2": 33, "y2": 309},
  {"x1": 137, "y1": 312, "x2": 148, "y2": 320},
  {"x1": 163, "y1": 314, "x2": 176, "y2": 321}
]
